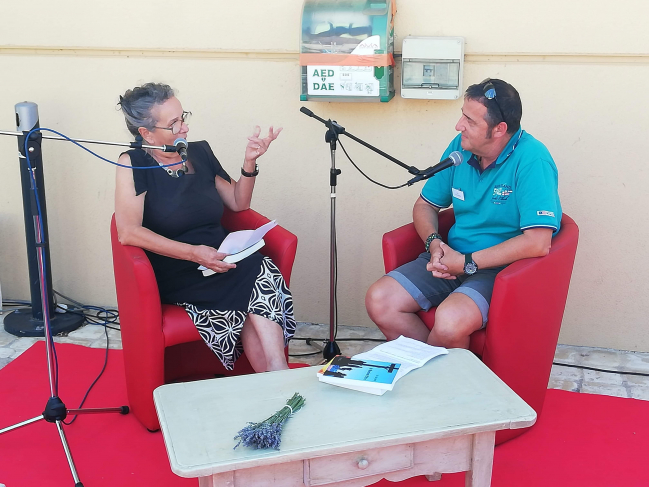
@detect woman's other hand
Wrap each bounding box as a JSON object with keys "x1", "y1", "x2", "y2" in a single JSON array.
[
  {"x1": 244, "y1": 125, "x2": 282, "y2": 162},
  {"x1": 193, "y1": 245, "x2": 236, "y2": 273}
]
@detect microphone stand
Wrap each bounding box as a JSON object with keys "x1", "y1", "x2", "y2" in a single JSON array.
[
  {"x1": 0, "y1": 102, "x2": 179, "y2": 487},
  {"x1": 299, "y1": 107, "x2": 428, "y2": 361}
]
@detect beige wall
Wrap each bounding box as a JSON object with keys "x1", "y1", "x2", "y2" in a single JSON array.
[{"x1": 1, "y1": 1, "x2": 647, "y2": 351}]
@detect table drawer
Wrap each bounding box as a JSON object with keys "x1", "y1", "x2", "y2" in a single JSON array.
[{"x1": 305, "y1": 444, "x2": 413, "y2": 486}]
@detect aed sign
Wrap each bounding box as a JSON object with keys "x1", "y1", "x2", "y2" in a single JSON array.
[
  {"x1": 307, "y1": 66, "x2": 379, "y2": 97},
  {"x1": 311, "y1": 69, "x2": 336, "y2": 92}
]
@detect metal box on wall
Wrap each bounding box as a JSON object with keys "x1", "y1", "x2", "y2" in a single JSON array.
[
  {"x1": 401, "y1": 36, "x2": 465, "y2": 100},
  {"x1": 300, "y1": 0, "x2": 396, "y2": 103}
]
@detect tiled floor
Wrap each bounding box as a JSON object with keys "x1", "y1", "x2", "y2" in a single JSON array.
[{"x1": 1, "y1": 307, "x2": 649, "y2": 400}]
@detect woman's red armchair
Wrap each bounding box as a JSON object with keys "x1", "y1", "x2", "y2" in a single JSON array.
[
  {"x1": 110, "y1": 208, "x2": 298, "y2": 431},
  {"x1": 382, "y1": 210, "x2": 578, "y2": 445}
]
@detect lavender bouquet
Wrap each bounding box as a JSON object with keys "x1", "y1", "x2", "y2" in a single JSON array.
[{"x1": 234, "y1": 392, "x2": 305, "y2": 450}]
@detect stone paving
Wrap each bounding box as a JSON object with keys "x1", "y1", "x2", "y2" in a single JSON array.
[{"x1": 1, "y1": 307, "x2": 649, "y2": 401}]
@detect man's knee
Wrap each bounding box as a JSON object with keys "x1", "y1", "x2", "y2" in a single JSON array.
[
  {"x1": 433, "y1": 299, "x2": 482, "y2": 343},
  {"x1": 365, "y1": 279, "x2": 392, "y2": 319}
]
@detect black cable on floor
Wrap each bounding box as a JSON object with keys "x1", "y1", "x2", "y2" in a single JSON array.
[
  {"x1": 63, "y1": 324, "x2": 110, "y2": 425},
  {"x1": 291, "y1": 337, "x2": 387, "y2": 345},
  {"x1": 552, "y1": 361, "x2": 649, "y2": 377}
]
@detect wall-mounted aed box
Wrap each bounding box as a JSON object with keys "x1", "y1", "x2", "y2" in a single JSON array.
[
  {"x1": 300, "y1": 0, "x2": 396, "y2": 103},
  {"x1": 401, "y1": 36, "x2": 464, "y2": 100}
]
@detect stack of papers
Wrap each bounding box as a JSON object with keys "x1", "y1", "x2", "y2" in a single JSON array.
[
  {"x1": 317, "y1": 336, "x2": 448, "y2": 395},
  {"x1": 198, "y1": 220, "x2": 277, "y2": 276}
]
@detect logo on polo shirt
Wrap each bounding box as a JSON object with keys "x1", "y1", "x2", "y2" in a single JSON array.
[{"x1": 491, "y1": 184, "x2": 513, "y2": 204}]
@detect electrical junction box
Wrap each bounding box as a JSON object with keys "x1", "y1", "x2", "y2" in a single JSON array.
[
  {"x1": 300, "y1": 0, "x2": 396, "y2": 103},
  {"x1": 401, "y1": 36, "x2": 465, "y2": 100}
]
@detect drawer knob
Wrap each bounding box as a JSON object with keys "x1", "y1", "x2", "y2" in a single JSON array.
[{"x1": 357, "y1": 458, "x2": 369, "y2": 470}]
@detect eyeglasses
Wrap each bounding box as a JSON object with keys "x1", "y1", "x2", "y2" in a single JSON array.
[
  {"x1": 482, "y1": 79, "x2": 506, "y2": 124},
  {"x1": 154, "y1": 111, "x2": 192, "y2": 135}
]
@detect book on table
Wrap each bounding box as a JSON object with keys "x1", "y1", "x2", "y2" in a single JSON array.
[
  {"x1": 317, "y1": 336, "x2": 449, "y2": 395},
  {"x1": 198, "y1": 220, "x2": 277, "y2": 276},
  {"x1": 317, "y1": 356, "x2": 400, "y2": 395}
]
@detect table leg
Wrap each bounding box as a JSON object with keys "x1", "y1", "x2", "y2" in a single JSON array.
[
  {"x1": 465, "y1": 431, "x2": 495, "y2": 487},
  {"x1": 199, "y1": 472, "x2": 234, "y2": 487}
]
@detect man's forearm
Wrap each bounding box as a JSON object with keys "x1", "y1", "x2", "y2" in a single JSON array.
[
  {"x1": 413, "y1": 197, "x2": 440, "y2": 242},
  {"x1": 472, "y1": 228, "x2": 552, "y2": 269}
]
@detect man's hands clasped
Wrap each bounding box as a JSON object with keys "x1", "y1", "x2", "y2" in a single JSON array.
[{"x1": 426, "y1": 241, "x2": 465, "y2": 279}]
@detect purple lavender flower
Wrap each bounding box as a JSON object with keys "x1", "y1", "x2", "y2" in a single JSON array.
[{"x1": 233, "y1": 393, "x2": 305, "y2": 450}]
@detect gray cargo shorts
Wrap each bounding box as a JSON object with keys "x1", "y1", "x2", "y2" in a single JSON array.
[{"x1": 387, "y1": 252, "x2": 506, "y2": 327}]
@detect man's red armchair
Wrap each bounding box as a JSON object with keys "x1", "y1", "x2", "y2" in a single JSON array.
[
  {"x1": 382, "y1": 210, "x2": 578, "y2": 445},
  {"x1": 110, "y1": 208, "x2": 298, "y2": 431}
]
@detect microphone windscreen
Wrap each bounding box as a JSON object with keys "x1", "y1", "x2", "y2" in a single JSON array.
[
  {"x1": 449, "y1": 151, "x2": 463, "y2": 166},
  {"x1": 173, "y1": 138, "x2": 188, "y2": 148}
]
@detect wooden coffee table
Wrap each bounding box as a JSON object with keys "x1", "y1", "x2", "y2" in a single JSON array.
[{"x1": 153, "y1": 349, "x2": 536, "y2": 487}]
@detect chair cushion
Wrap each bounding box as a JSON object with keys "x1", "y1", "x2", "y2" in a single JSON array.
[{"x1": 161, "y1": 304, "x2": 201, "y2": 347}]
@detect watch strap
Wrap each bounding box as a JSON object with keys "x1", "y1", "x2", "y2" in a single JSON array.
[
  {"x1": 425, "y1": 232, "x2": 442, "y2": 253},
  {"x1": 241, "y1": 164, "x2": 259, "y2": 177},
  {"x1": 463, "y1": 253, "x2": 478, "y2": 275}
]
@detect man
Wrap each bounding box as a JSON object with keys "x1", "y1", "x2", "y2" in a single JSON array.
[{"x1": 365, "y1": 78, "x2": 562, "y2": 349}]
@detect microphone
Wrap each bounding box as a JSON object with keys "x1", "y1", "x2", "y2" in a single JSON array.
[
  {"x1": 300, "y1": 107, "x2": 314, "y2": 117},
  {"x1": 407, "y1": 151, "x2": 463, "y2": 186},
  {"x1": 174, "y1": 138, "x2": 188, "y2": 160}
]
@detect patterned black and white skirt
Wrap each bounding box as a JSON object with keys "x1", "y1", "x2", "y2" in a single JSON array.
[{"x1": 180, "y1": 257, "x2": 295, "y2": 370}]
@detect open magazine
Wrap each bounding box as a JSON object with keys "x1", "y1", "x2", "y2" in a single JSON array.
[
  {"x1": 198, "y1": 220, "x2": 277, "y2": 276},
  {"x1": 317, "y1": 336, "x2": 448, "y2": 395}
]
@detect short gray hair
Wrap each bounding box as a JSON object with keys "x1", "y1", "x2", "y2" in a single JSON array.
[{"x1": 118, "y1": 82, "x2": 175, "y2": 137}]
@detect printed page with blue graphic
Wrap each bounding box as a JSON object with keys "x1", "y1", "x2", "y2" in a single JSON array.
[{"x1": 318, "y1": 356, "x2": 401, "y2": 393}]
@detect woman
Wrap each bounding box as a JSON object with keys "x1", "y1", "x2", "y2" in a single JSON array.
[{"x1": 115, "y1": 82, "x2": 294, "y2": 372}]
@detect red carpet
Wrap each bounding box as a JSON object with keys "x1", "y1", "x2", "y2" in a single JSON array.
[{"x1": 1, "y1": 342, "x2": 648, "y2": 486}]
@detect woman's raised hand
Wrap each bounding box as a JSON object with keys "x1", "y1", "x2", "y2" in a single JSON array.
[
  {"x1": 244, "y1": 125, "x2": 282, "y2": 162},
  {"x1": 192, "y1": 245, "x2": 236, "y2": 273}
]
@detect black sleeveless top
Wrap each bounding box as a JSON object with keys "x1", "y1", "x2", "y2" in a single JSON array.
[{"x1": 126, "y1": 141, "x2": 264, "y2": 311}]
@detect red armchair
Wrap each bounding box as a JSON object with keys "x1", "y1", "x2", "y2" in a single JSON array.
[
  {"x1": 382, "y1": 210, "x2": 578, "y2": 445},
  {"x1": 110, "y1": 208, "x2": 298, "y2": 431}
]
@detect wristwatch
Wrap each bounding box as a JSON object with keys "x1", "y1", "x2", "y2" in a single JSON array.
[
  {"x1": 463, "y1": 253, "x2": 479, "y2": 275},
  {"x1": 241, "y1": 164, "x2": 259, "y2": 177},
  {"x1": 424, "y1": 232, "x2": 442, "y2": 253}
]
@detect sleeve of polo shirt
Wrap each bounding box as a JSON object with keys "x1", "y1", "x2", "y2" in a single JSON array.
[
  {"x1": 420, "y1": 143, "x2": 455, "y2": 208},
  {"x1": 515, "y1": 158, "x2": 560, "y2": 231}
]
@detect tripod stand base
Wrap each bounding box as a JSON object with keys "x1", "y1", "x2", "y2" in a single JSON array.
[
  {"x1": 323, "y1": 340, "x2": 341, "y2": 361},
  {"x1": 4, "y1": 308, "x2": 85, "y2": 337}
]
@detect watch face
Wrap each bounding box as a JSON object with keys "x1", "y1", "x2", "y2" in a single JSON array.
[{"x1": 464, "y1": 262, "x2": 478, "y2": 275}]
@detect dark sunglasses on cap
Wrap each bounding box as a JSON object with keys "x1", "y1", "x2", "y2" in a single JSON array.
[{"x1": 482, "y1": 79, "x2": 506, "y2": 124}]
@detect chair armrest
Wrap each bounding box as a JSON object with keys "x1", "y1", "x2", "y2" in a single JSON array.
[
  {"x1": 381, "y1": 209, "x2": 456, "y2": 273},
  {"x1": 221, "y1": 208, "x2": 298, "y2": 287},
  {"x1": 382, "y1": 223, "x2": 422, "y2": 273},
  {"x1": 110, "y1": 215, "x2": 166, "y2": 429}
]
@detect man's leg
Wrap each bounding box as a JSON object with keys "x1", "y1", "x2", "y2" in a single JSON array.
[
  {"x1": 365, "y1": 276, "x2": 430, "y2": 342},
  {"x1": 428, "y1": 293, "x2": 483, "y2": 349}
]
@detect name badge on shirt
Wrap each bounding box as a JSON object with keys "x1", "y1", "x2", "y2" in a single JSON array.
[{"x1": 452, "y1": 188, "x2": 465, "y2": 201}]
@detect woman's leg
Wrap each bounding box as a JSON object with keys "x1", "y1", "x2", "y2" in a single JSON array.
[
  {"x1": 240, "y1": 319, "x2": 269, "y2": 372},
  {"x1": 240, "y1": 313, "x2": 288, "y2": 372}
]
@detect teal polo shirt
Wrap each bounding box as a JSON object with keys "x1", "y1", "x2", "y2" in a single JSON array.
[{"x1": 420, "y1": 128, "x2": 562, "y2": 255}]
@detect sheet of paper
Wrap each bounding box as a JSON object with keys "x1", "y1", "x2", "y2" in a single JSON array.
[
  {"x1": 216, "y1": 220, "x2": 277, "y2": 255},
  {"x1": 353, "y1": 336, "x2": 448, "y2": 382}
]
